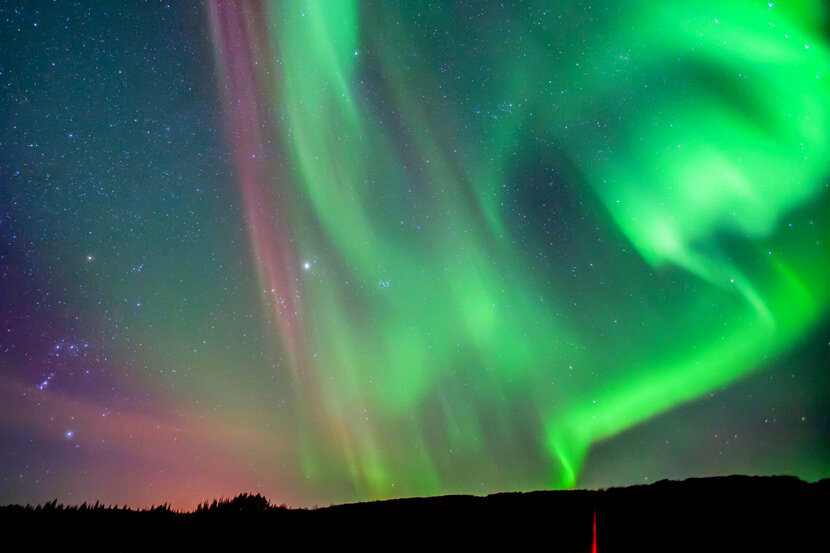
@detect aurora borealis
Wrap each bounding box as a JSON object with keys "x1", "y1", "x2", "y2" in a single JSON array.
[{"x1": 1, "y1": 0, "x2": 828, "y2": 509}]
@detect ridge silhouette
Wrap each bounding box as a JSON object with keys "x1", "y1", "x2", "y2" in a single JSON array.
[{"x1": 1, "y1": 475, "x2": 826, "y2": 551}]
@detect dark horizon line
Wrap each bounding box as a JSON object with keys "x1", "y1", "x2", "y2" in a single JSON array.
[{"x1": 2, "y1": 473, "x2": 826, "y2": 514}]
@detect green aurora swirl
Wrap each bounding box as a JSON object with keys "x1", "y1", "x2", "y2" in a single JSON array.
[
  {"x1": 3, "y1": 0, "x2": 828, "y2": 510},
  {"x1": 220, "y1": 0, "x2": 830, "y2": 499}
]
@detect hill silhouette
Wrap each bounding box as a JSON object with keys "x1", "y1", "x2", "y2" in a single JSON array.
[{"x1": 1, "y1": 475, "x2": 826, "y2": 551}]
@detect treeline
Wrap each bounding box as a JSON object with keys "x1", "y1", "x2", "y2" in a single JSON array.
[
  {"x1": 0, "y1": 492, "x2": 290, "y2": 515},
  {"x1": 0, "y1": 476, "x2": 826, "y2": 551},
  {"x1": 195, "y1": 492, "x2": 286, "y2": 513}
]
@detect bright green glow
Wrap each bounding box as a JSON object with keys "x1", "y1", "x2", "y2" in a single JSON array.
[{"x1": 255, "y1": 1, "x2": 830, "y2": 499}]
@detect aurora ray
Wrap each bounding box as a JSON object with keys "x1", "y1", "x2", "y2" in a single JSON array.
[
  {"x1": 209, "y1": 0, "x2": 830, "y2": 497},
  {"x1": 0, "y1": 0, "x2": 827, "y2": 509}
]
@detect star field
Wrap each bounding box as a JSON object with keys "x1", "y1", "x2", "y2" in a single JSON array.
[{"x1": 0, "y1": 0, "x2": 828, "y2": 509}]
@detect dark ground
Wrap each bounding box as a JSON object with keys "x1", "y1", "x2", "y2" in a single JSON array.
[{"x1": 1, "y1": 475, "x2": 826, "y2": 551}]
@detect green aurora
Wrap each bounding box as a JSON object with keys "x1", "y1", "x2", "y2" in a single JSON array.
[
  {"x1": 1, "y1": 0, "x2": 828, "y2": 509},
  {"x1": 211, "y1": 0, "x2": 830, "y2": 497}
]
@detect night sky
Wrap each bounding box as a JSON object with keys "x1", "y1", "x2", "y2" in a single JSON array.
[{"x1": 1, "y1": 0, "x2": 828, "y2": 510}]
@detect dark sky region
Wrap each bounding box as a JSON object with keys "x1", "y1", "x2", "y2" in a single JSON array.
[{"x1": 0, "y1": 0, "x2": 827, "y2": 509}]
